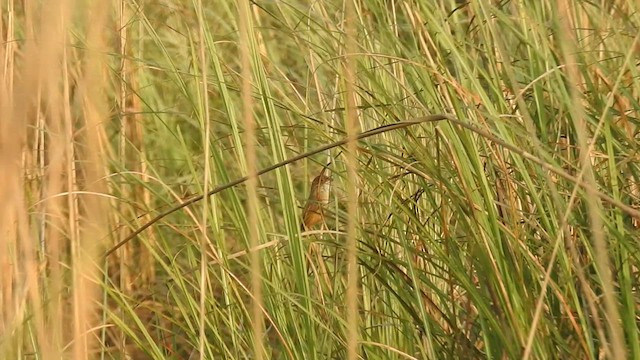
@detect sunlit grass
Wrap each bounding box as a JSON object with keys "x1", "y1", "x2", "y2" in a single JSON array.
[{"x1": 1, "y1": 0, "x2": 639, "y2": 359}]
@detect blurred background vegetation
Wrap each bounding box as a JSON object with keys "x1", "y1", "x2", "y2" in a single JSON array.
[{"x1": 1, "y1": 0, "x2": 639, "y2": 359}]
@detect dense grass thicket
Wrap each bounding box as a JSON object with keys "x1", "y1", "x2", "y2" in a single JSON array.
[{"x1": 1, "y1": 0, "x2": 639, "y2": 359}]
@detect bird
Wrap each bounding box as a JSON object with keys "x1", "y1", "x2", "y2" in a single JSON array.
[{"x1": 300, "y1": 166, "x2": 332, "y2": 231}]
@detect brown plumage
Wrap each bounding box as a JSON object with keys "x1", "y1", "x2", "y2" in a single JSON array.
[{"x1": 300, "y1": 167, "x2": 332, "y2": 231}]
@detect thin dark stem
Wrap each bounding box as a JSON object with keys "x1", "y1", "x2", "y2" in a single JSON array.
[
  {"x1": 104, "y1": 114, "x2": 452, "y2": 258},
  {"x1": 104, "y1": 113, "x2": 640, "y2": 258}
]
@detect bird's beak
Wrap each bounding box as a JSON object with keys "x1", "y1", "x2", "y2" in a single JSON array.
[{"x1": 320, "y1": 165, "x2": 330, "y2": 178}]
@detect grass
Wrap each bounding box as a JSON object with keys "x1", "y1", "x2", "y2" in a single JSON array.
[{"x1": 1, "y1": 0, "x2": 639, "y2": 359}]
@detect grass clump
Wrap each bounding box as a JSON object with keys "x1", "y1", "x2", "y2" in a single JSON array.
[{"x1": 1, "y1": 0, "x2": 639, "y2": 359}]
